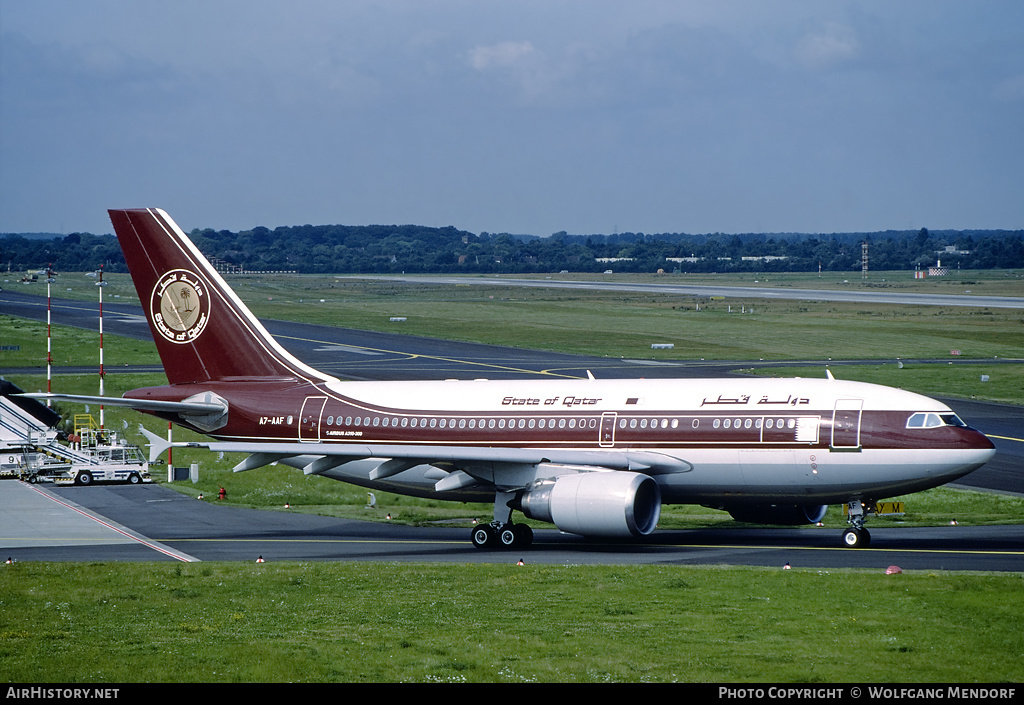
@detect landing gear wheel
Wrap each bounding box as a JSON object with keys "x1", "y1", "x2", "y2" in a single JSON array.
[
  {"x1": 499, "y1": 523, "x2": 534, "y2": 549},
  {"x1": 513, "y1": 523, "x2": 533, "y2": 548},
  {"x1": 471, "y1": 525, "x2": 496, "y2": 549},
  {"x1": 499, "y1": 526, "x2": 518, "y2": 548},
  {"x1": 842, "y1": 527, "x2": 870, "y2": 548}
]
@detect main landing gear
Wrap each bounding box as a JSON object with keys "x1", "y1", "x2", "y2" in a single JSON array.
[
  {"x1": 842, "y1": 500, "x2": 871, "y2": 548},
  {"x1": 471, "y1": 490, "x2": 534, "y2": 550},
  {"x1": 471, "y1": 521, "x2": 534, "y2": 550}
]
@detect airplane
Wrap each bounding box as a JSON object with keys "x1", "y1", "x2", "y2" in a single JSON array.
[{"x1": 27, "y1": 208, "x2": 996, "y2": 550}]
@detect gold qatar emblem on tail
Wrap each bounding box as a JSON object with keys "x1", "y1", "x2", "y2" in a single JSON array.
[{"x1": 151, "y1": 269, "x2": 210, "y2": 344}]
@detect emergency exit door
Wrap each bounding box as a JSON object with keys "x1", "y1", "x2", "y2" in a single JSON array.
[{"x1": 299, "y1": 396, "x2": 328, "y2": 442}]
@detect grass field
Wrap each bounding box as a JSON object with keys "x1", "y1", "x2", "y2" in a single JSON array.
[
  {"x1": 746, "y1": 362, "x2": 1024, "y2": 407},
  {"x1": 2, "y1": 562, "x2": 1022, "y2": 683},
  {"x1": 236, "y1": 273, "x2": 1024, "y2": 362}
]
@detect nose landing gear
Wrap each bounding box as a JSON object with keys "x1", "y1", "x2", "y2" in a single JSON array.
[{"x1": 842, "y1": 500, "x2": 872, "y2": 548}]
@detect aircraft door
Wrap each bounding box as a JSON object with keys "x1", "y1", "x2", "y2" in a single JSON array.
[
  {"x1": 299, "y1": 396, "x2": 328, "y2": 442},
  {"x1": 831, "y1": 399, "x2": 863, "y2": 451},
  {"x1": 599, "y1": 412, "x2": 617, "y2": 447}
]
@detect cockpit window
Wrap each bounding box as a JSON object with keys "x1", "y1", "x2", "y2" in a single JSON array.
[{"x1": 906, "y1": 412, "x2": 966, "y2": 429}]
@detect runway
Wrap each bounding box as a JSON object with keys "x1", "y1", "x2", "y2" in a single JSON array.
[
  {"x1": 352, "y1": 274, "x2": 1024, "y2": 309},
  {"x1": 2, "y1": 288, "x2": 1022, "y2": 570}
]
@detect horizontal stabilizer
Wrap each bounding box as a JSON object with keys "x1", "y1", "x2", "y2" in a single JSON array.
[
  {"x1": 138, "y1": 425, "x2": 172, "y2": 463},
  {"x1": 20, "y1": 392, "x2": 227, "y2": 415}
]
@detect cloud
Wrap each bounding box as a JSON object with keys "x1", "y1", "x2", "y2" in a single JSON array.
[
  {"x1": 468, "y1": 40, "x2": 538, "y2": 71},
  {"x1": 465, "y1": 40, "x2": 568, "y2": 104},
  {"x1": 794, "y1": 22, "x2": 861, "y2": 70}
]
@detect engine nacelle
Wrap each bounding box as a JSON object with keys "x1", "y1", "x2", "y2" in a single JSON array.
[
  {"x1": 517, "y1": 471, "x2": 661, "y2": 538},
  {"x1": 726, "y1": 503, "x2": 828, "y2": 525}
]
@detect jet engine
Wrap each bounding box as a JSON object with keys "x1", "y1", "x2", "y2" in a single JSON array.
[
  {"x1": 517, "y1": 471, "x2": 661, "y2": 538},
  {"x1": 725, "y1": 503, "x2": 828, "y2": 525}
]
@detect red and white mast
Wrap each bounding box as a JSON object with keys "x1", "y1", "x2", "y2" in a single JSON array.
[
  {"x1": 97, "y1": 264, "x2": 106, "y2": 430},
  {"x1": 46, "y1": 264, "x2": 55, "y2": 405}
]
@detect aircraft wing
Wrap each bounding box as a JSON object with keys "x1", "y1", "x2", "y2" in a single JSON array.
[{"x1": 137, "y1": 427, "x2": 692, "y2": 491}]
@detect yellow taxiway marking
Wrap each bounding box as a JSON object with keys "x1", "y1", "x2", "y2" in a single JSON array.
[{"x1": 988, "y1": 434, "x2": 1024, "y2": 443}]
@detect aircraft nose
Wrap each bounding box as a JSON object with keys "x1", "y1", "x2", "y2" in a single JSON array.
[
  {"x1": 966, "y1": 426, "x2": 996, "y2": 451},
  {"x1": 961, "y1": 427, "x2": 997, "y2": 466}
]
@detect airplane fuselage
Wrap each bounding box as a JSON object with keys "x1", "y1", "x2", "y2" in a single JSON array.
[{"x1": 126, "y1": 374, "x2": 994, "y2": 507}]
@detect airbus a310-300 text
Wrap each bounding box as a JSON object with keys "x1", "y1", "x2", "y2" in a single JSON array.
[{"x1": 28, "y1": 209, "x2": 995, "y2": 550}]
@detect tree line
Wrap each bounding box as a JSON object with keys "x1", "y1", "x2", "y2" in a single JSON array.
[{"x1": 2, "y1": 224, "x2": 1022, "y2": 276}]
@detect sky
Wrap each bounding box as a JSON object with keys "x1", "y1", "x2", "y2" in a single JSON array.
[{"x1": 1, "y1": 1, "x2": 1022, "y2": 237}]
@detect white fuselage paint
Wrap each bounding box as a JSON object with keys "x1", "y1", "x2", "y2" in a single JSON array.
[{"x1": 266, "y1": 375, "x2": 992, "y2": 506}]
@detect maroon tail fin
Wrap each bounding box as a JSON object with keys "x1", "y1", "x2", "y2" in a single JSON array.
[{"x1": 109, "y1": 208, "x2": 334, "y2": 386}]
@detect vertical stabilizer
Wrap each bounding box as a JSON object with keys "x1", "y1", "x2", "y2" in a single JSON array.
[{"x1": 109, "y1": 208, "x2": 334, "y2": 385}]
